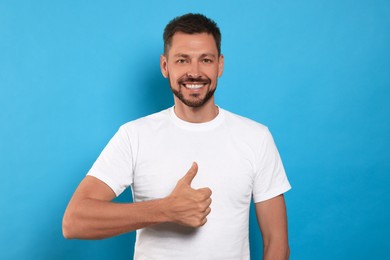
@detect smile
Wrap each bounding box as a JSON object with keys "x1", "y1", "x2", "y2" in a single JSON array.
[{"x1": 184, "y1": 84, "x2": 205, "y2": 89}]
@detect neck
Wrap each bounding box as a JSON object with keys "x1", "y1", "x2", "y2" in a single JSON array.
[{"x1": 173, "y1": 98, "x2": 219, "y2": 123}]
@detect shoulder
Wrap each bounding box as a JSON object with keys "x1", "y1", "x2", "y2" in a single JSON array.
[
  {"x1": 221, "y1": 108, "x2": 269, "y2": 136},
  {"x1": 120, "y1": 108, "x2": 171, "y2": 132}
]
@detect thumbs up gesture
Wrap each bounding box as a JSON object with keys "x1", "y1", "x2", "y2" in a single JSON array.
[{"x1": 166, "y1": 162, "x2": 212, "y2": 227}]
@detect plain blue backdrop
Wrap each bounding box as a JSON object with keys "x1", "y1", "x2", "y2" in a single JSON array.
[{"x1": 1, "y1": 1, "x2": 389, "y2": 259}]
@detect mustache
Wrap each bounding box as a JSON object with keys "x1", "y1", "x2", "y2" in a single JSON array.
[{"x1": 178, "y1": 75, "x2": 211, "y2": 85}]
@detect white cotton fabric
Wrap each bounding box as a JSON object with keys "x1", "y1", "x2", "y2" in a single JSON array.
[{"x1": 87, "y1": 107, "x2": 291, "y2": 260}]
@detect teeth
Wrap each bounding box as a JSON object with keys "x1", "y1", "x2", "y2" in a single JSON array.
[{"x1": 186, "y1": 84, "x2": 204, "y2": 89}]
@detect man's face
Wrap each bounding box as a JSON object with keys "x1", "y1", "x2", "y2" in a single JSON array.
[{"x1": 160, "y1": 32, "x2": 224, "y2": 108}]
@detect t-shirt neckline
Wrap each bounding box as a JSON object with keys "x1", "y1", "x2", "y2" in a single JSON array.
[{"x1": 169, "y1": 106, "x2": 225, "y2": 131}]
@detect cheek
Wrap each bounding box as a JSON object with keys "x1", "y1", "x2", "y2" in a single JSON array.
[
  {"x1": 167, "y1": 75, "x2": 176, "y2": 87},
  {"x1": 209, "y1": 70, "x2": 220, "y2": 81},
  {"x1": 166, "y1": 66, "x2": 183, "y2": 80},
  {"x1": 168, "y1": 71, "x2": 187, "y2": 83},
  {"x1": 168, "y1": 73, "x2": 182, "y2": 87},
  {"x1": 168, "y1": 73, "x2": 179, "y2": 84},
  {"x1": 206, "y1": 65, "x2": 220, "y2": 77}
]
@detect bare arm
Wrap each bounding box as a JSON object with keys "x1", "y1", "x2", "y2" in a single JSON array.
[
  {"x1": 255, "y1": 194, "x2": 290, "y2": 260},
  {"x1": 62, "y1": 162, "x2": 212, "y2": 239}
]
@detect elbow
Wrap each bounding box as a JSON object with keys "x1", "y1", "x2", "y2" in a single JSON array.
[
  {"x1": 263, "y1": 240, "x2": 290, "y2": 260},
  {"x1": 62, "y1": 209, "x2": 79, "y2": 239},
  {"x1": 285, "y1": 245, "x2": 290, "y2": 259},
  {"x1": 281, "y1": 241, "x2": 290, "y2": 259},
  {"x1": 62, "y1": 224, "x2": 73, "y2": 240},
  {"x1": 278, "y1": 244, "x2": 290, "y2": 260},
  {"x1": 62, "y1": 214, "x2": 73, "y2": 239}
]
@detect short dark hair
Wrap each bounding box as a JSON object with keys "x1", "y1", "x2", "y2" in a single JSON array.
[{"x1": 163, "y1": 13, "x2": 221, "y2": 56}]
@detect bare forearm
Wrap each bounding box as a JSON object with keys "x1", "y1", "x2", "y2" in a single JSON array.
[
  {"x1": 263, "y1": 241, "x2": 290, "y2": 260},
  {"x1": 63, "y1": 164, "x2": 211, "y2": 240},
  {"x1": 63, "y1": 198, "x2": 169, "y2": 239}
]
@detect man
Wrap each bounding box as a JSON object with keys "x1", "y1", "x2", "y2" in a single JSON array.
[{"x1": 63, "y1": 13, "x2": 291, "y2": 260}]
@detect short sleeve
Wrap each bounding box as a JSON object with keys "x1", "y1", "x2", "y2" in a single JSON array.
[
  {"x1": 87, "y1": 125, "x2": 134, "y2": 197},
  {"x1": 252, "y1": 128, "x2": 291, "y2": 203}
]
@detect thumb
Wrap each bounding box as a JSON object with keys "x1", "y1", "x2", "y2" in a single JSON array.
[{"x1": 181, "y1": 162, "x2": 198, "y2": 186}]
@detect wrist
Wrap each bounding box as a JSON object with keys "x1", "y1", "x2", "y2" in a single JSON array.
[{"x1": 157, "y1": 196, "x2": 174, "y2": 223}]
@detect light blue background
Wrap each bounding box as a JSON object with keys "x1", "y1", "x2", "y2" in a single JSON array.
[{"x1": 1, "y1": 1, "x2": 389, "y2": 259}]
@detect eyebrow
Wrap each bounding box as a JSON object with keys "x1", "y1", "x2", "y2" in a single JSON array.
[{"x1": 173, "y1": 53, "x2": 217, "y2": 59}]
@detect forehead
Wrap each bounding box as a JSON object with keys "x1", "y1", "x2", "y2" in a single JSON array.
[{"x1": 168, "y1": 32, "x2": 218, "y2": 56}]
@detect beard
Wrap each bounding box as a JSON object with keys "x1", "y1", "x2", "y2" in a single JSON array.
[{"x1": 168, "y1": 74, "x2": 217, "y2": 108}]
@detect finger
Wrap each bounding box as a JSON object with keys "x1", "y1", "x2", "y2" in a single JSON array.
[
  {"x1": 199, "y1": 209, "x2": 211, "y2": 226},
  {"x1": 197, "y1": 187, "x2": 212, "y2": 198},
  {"x1": 200, "y1": 218, "x2": 207, "y2": 226},
  {"x1": 206, "y1": 198, "x2": 212, "y2": 207},
  {"x1": 180, "y1": 162, "x2": 198, "y2": 186},
  {"x1": 204, "y1": 207, "x2": 211, "y2": 216},
  {"x1": 198, "y1": 198, "x2": 212, "y2": 212},
  {"x1": 193, "y1": 217, "x2": 208, "y2": 227}
]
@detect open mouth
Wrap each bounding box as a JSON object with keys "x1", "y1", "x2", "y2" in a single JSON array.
[
  {"x1": 184, "y1": 83, "x2": 206, "y2": 89},
  {"x1": 179, "y1": 78, "x2": 210, "y2": 90}
]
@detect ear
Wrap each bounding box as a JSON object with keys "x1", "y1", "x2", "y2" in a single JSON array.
[
  {"x1": 218, "y1": 54, "x2": 224, "y2": 77},
  {"x1": 160, "y1": 55, "x2": 169, "y2": 78}
]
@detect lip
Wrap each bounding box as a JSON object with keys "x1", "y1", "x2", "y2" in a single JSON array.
[
  {"x1": 180, "y1": 82, "x2": 208, "y2": 89},
  {"x1": 182, "y1": 83, "x2": 207, "y2": 89},
  {"x1": 178, "y1": 76, "x2": 211, "y2": 90}
]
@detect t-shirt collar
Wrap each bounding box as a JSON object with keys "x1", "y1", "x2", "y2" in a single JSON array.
[{"x1": 169, "y1": 106, "x2": 225, "y2": 131}]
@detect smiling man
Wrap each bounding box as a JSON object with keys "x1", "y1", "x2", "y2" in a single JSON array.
[
  {"x1": 63, "y1": 13, "x2": 291, "y2": 260},
  {"x1": 161, "y1": 31, "x2": 223, "y2": 117}
]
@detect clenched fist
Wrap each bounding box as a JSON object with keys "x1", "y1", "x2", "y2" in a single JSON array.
[{"x1": 165, "y1": 162, "x2": 212, "y2": 227}]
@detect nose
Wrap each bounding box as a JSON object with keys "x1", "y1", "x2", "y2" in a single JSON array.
[{"x1": 187, "y1": 62, "x2": 200, "y2": 78}]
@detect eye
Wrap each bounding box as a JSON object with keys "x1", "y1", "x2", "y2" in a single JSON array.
[
  {"x1": 176, "y1": 59, "x2": 187, "y2": 64},
  {"x1": 202, "y1": 58, "x2": 213, "y2": 64}
]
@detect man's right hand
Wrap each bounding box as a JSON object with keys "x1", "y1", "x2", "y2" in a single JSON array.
[{"x1": 165, "y1": 162, "x2": 212, "y2": 227}]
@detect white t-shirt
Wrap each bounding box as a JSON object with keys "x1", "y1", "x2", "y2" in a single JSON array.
[{"x1": 88, "y1": 107, "x2": 291, "y2": 260}]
